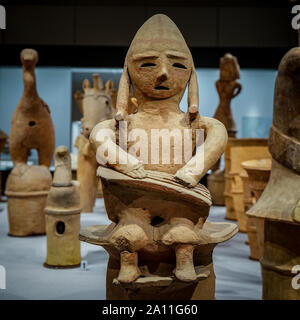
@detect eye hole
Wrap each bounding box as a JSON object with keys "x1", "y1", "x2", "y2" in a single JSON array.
[
  {"x1": 173, "y1": 63, "x2": 187, "y2": 69},
  {"x1": 141, "y1": 63, "x2": 156, "y2": 67},
  {"x1": 105, "y1": 100, "x2": 109, "y2": 105}
]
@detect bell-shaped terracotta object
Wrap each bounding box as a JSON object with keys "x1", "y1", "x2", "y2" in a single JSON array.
[
  {"x1": 248, "y1": 47, "x2": 300, "y2": 300},
  {"x1": 44, "y1": 146, "x2": 82, "y2": 268},
  {"x1": 5, "y1": 163, "x2": 51, "y2": 236}
]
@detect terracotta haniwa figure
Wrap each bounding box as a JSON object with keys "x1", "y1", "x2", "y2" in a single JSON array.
[
  {"x1": 81, "y1": 14, "x2": 237, "y2": 300},
  {"x1": 5, "y1": 48, "x2": 54, "y2": 236},
  {"x1": 10, "y1": 49, "x2": 55, "y2": 167},
  {"x1": 74, "y1": 74, "x2": 115, "y2": 212},
  {"x1": 45, "y1": 146, "x2": 82, "y2": 268},
  {"x1": 248, "y1": 47, "x2": 300, "y2": 299},
  {"x1": 213, "y1": 53, "x2": 241, "y2": 138},
  {"x1": 208, "y1": 54, "x2": 241, "y2": 205}
]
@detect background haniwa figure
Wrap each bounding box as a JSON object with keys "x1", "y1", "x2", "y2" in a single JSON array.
[
  {"x1": 213, "y1": 53, "x2": 241, "y2": 138},
  {"x1": 10, "y1": 49, "x2": 55, "y2": 167},
  {"x1": 208, "y1": 53, "x2": 242, "y2": 206},
  {"x1": 74, "y1": 74, "x2": 115, "y2": 212},
  {"x1": 5, "y1": 48, "x2": 54, "y2": 236}
]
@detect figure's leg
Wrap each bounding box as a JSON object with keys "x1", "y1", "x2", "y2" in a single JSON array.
[
  {"x1": 117, "y1": 251, "x2": 141, "y2": 283},
  {"x1": 161, "y1": 217, "x2": 199, "y2": 281},
  {"x1": 38, "y1": 145, "x2": 54, "y2": 167},
  {"x1": 174, "y1": 244, "x2": 197, "y2": 282},
  {"x1": 109, "y1": 209, "x2": 151, "y2": 283},
  {"x1": 10, "y1": 142, "x2": 30, "y2": 164}
]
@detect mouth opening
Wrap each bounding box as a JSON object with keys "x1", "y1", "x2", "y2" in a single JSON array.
[{"x1": 154, "y1": 86, "x2": 169, "y2": 90}]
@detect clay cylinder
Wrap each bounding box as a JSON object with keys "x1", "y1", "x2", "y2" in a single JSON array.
[
  {"x1": 5, "y1": 163, "x2": 51, "y2": 236},
  {"x1": 207, "y1": 169, "x2": 225, "y2": 206},
  {"x1": 242, "y1": 159, "x2": 271, "y2": 261},
  {"x1": 261, "y1": 220, "x2": 300, "y2": 300},
  {"x1": 224, "y1": 173, "x2": 236, "y2": 220},
  {"x1": 44, "y1": 146, "x2": 82, "y2": 268}
]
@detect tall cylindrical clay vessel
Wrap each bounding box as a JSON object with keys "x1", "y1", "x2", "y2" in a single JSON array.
[
  {"x1": 248, "y1": 47, "x2": 300, "y2": 299},
  {"x1": 44, "y1": 146, "x2": 82, "y2": 268}
]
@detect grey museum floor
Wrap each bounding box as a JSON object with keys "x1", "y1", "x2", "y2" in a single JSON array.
[{"x1": 0, "y1": 199, "x2": 262, "y2": 300}]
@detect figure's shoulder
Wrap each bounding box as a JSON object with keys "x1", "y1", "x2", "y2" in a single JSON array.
[{"x1": 89, "y1": 118, "x2": 117, "y2": 149}]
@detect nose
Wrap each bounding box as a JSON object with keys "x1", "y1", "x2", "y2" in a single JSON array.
[{"x1": 157, "y1": 64, "x2": 169, "y2": 82}]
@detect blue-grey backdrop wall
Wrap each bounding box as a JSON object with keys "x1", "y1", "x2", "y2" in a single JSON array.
[{"x1": 0, "y1": 66, "x2": 277, "y2": 162}]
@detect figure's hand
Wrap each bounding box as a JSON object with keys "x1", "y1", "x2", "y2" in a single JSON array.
[
  {"x1": 174, "y1": 168, "x2": 198, "y2": 188},
  {"x1": 126, "y1": 166, "x2": 147, "y2": 179}
]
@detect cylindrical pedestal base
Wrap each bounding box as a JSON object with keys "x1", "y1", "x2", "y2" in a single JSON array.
[
  {"x1": 105, "y1": 256, "x2": 216, "y2": 300},
  {"x1": 261, "y1": 220, "x2": 300, "y2": 299},
  {"x1": 45, "y1": 213, "x2": 81, "y2": 268},
  {"x1": 7, "y1": 195, "x2": 48, "y2": 236}
]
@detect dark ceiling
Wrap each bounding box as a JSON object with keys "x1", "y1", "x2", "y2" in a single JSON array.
[{"x1": 0, "y1": 1, "x2": 298, "y2": 68}]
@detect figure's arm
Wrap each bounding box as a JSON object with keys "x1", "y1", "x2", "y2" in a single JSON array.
[
  {"x1": 175, "y1": 116, "x2": 228, "y2": 187},
  {"x1": 89, "y1": 119, "x2": 146, "y2": 178}
]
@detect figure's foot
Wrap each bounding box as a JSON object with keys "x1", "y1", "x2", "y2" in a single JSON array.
[
  {"x1": 174, "y1": 244, "x2": 197, "y2": 282},
  {"x1": 117, "y1": 251, "x2": 141, "y2": 283}
]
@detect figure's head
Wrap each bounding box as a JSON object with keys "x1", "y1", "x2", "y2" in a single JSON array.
[
  {"x1": 20, "y1": 48, "x2": 38, "y2": 69},
  {"x1": 116, "y1": 14, "x2": 199, "y2": 118},
  {"x1": 219, "y1": 53, "x2": 240, "y2": 81},
  {"x1": 74, "y1": 74, "x2": 115, "y2": 138}
]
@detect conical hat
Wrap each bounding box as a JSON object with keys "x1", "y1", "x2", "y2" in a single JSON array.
[{"x1": 127, "y1": 14, "x2": 191, "y2": 58}]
